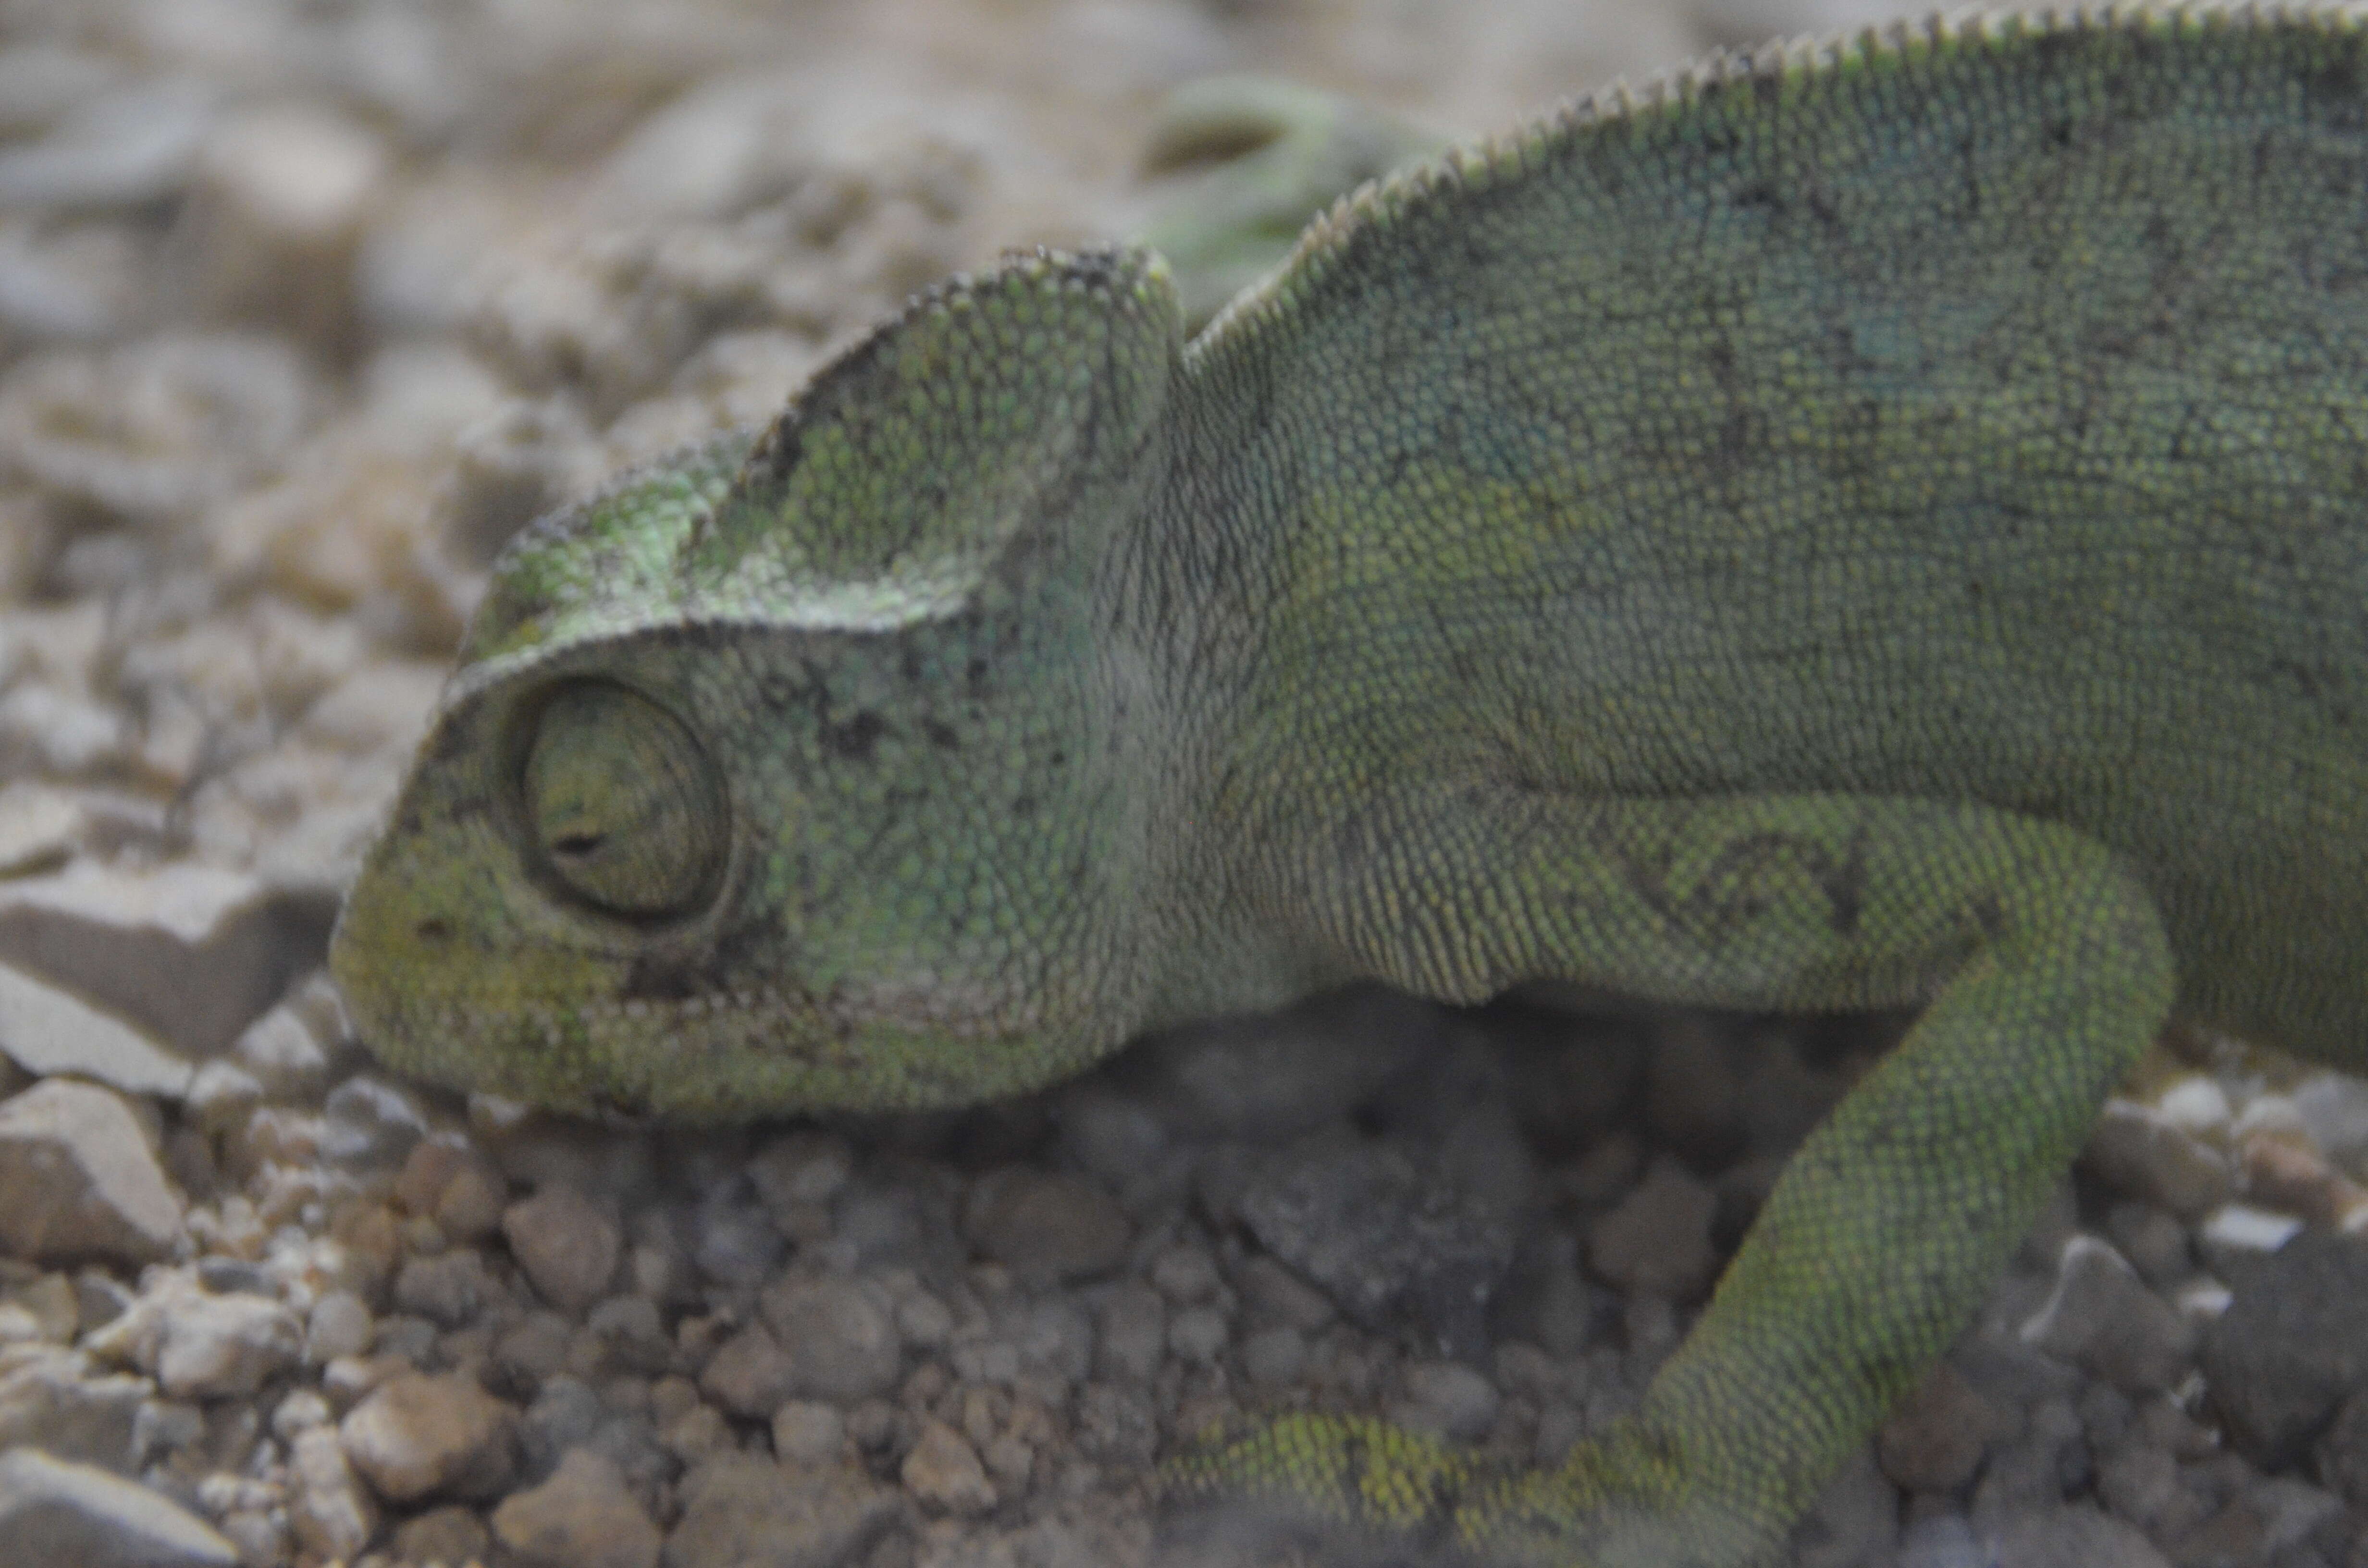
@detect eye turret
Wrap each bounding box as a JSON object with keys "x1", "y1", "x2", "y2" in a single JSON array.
[{"x1": 522, "y1": 681, "x2": 726, "y2": 921}]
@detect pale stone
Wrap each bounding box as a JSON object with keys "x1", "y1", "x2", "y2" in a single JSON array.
[
  {"x1": 0, "y1": 1446, "x2": 237, "y2": 1566},
  {"x1": 900, "y1": 1417, "x2": 996, "y2": 1516},
  {"x1": 665, "y1": 1451, "x2": 898, "y2": 1568},
  {"x1": 0, "y1": 1346, "x2": 146, "y2": 1469},
  {"x1": 0, "y1": 1078, "x2": 183, "y2": 1266},
  {"x1": 338, "y1": 1369, "x2": 519, "y2": 1503},
  {"x1": 286, "y1": 1423, "x2": 377, "y2": 1560},
  {"x1": 0, "y1": 784, "x2": 83, "y2": 878},
  {"x1": 0, "y1": 862, "x2": 329, "y2": 1059},
  {"x1": 962, "y1": 1166, "x2": 1132, "y2": 1285},
  {"x1": 759, "y1": 1276, "x2": 902, "y2": 1404},
  {"x1": 490, "y1": 1447, "x2": 661, "y2": 1568},
  {"x1": 0, "y1": 332, "x2": 310, "y2": 523},
  {"x1": 185, "y1": 106, "x2": 386, "y2": 351},
  {"x1": 1588, "y1": 1153, "x2": 1719, "y2": 1299},
  {"x1": 0, "y1": 960, "x2": 193, "y2": 1099},
  {"x1": 153, "y1": 1290, "x2": 302, "y2": 1399},
  {"x1": 502, "y1": 1184, "x2": 620, "y2": 1315}
]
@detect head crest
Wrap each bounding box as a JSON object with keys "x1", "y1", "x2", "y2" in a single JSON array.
[{"x1": 684, "y1": 246, "x2": 1179, "y2": 629}]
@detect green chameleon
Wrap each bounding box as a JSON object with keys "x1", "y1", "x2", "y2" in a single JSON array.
[{"x1": 333, "y1": 5, "x2": 2368, "y2": 1563}]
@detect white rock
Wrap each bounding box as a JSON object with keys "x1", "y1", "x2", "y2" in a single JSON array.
[
  {"x1": 0, "y1": 1078, "x2": 184, "y2": 1266},
  {"x1": 229, "y1": 999, "x2": 335, "y2": 1102},
  {"x1": 286, "y1": 1423, "x2": 377, "y2": 1560},
  {"x1": 2232, "y1": 1091, "x2": 2311, "y2": 1144},
  {"x1": 596, "y1": 71, "x2": 811, "y2": 221},
  {"x1": 2152, "y1": 1076, "x2": 2233, "y2": 1139},
  {"x1": 0, "y1": 961, "x2": 194, "y2": 1099},
  {"x1": 153, "y1": 1290, "x2": 302, "y2": 1399},
  {"x1": 2196, "y1": 1202, "x2": 2306, "y2": 1280},
  {"x1": 0, "y1": 1446, "x2": 237, "y2": 1567},
  {"x1": 0, "y1": 46, "x2": 123, "y2": 136},
  {"x1": 430, "y1": 395, "x2": 604, "y2": 567},
  {"x1": 181, "y1": 1060, "x2": 261, "y2": 1140},
  {"x1": 304, "y1": 1289, "x2": 375, "y2": 1364},
  {"x1": 0, "y1": 79, "x2": 213, "y2": 209},
  {"x1": 295, "y1": 661, "x2": 447, "y2": 760},
  {"x1": 185, "y1": 105, "x2": 386, "y2": 349},
  {"x1": 0, "y1": 1347, "x2": 147, "y2": 1468},
  {"x1": 338, "y1": 1369, "x2": 519, "y2": 1503},
  {"x1": 0, "y1": 784, "x2": 84, "y2": 878},
  {"x1": 0, "y1": 862, "x2": 328, "y2": 1059},
  {"x1": 0, "y1": 332, "x2": 312, "y2": 523},
  {"x1": 2294, "y1": 1072, "x2": 2368, "y2": 1176},
  {"x1": 0, "y1": 682, "x2": 126, "y2": 776}
]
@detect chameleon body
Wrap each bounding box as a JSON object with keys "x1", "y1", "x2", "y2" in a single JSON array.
[{"x1": 333, "y1": 7, "x2": 2368, "y2": 1563}]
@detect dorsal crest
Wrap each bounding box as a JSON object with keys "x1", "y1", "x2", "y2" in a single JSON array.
[{"x1": 684, "y1": 245, "x2": 1181, "y2": 629}]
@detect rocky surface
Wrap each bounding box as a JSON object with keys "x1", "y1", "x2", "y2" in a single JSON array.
[{"x1": 0, "y1": 0, "x2": 2365, "y2": 1566}]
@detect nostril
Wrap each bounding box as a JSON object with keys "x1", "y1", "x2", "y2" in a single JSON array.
[
  {"x1": 553, "y1": 833, "x2": 604, "y2": 857},
  {"x1": 415, "y1": 919, "x2": 452, "y2": 941}
]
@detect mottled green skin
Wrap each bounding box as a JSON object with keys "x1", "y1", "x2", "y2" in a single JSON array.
[{"x1": 336, "y1": 7, "x2": 2368, "y2": 1563}]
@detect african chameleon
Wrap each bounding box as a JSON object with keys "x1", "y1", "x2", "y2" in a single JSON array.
[{"x1": 333, "y1": 7, "x2": 2368, "y2": 1563}]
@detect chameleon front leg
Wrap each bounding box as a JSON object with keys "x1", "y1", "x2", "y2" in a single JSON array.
[{"x1": 1171, "y1": 792, "x2": 2176, "y2": 1566}]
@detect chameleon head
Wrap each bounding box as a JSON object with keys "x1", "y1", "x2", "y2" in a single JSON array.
[{"x1": 332, "y1": 249, "x2": 1192, "y2": 1120}]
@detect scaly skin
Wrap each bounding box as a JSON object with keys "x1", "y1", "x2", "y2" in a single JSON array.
[{"x1": 333, "y1": 7, "x2": 2368, "y2": 1562}]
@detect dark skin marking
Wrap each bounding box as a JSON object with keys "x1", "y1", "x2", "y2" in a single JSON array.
[
  {"x1": 1590, "y1": 817, "x2": 1869, "y2": 944},
  {"x1": 818, "y1": 709, "x2": 888, "y2": 762}
]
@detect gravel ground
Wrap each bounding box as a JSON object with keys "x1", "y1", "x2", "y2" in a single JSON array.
[{"x1": 1, "y1": 1, "x2": 2366, "y2": 1566}]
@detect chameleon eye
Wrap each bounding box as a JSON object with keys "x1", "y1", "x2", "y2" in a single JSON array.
[{"x1": 521, "y1": 681, "x2": 726, "y2": 921}]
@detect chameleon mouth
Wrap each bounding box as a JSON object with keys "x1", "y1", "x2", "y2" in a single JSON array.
[
  {"x1": 337, "y1": 955, "x2": 1086, "y2": 1121},
  {"x1": 330, "y1": 808, "x2": 1104, "y2": 1119}
]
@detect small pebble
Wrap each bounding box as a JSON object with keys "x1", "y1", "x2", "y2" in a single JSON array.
[
  {"x1": 153, "y1": 1289, "x2": 302, "y2": 1399},
  {"x1": 2082, "y1": 1099, "x2": 2235, "y2": 1219},
  {"x1": 698, "y1": 1322, "x2": 797, "y2": 1419},
  {"x1": 1587, "y1": 1152, "x2": 1717, "y2": 1299},
  {"x1": 0, "y1": 1446, "x2": 238, "y2": 1567},
  {"x1": 0, "y1": 1078, "x2": 185, "y2": 1266},
  {"x1": 286, "y1": 1423, "x2": 378, "y2": 1561},
  {"x1": 338, "y1": 1369, "x2": 520, "y2": 1503},
  {"x1": 902, "y1": 1416, "x2": 997, "y2": 1515},
  {"x1": 490, "y1": 1446, "x2": 662, "y2": 1568},
  {"x1": 503, "y1": 1185, "x2": 621, "y2": 1315},
  {"x1": 2020, "y1": 1235, "x2": 2195, "y2": 1395},
  {"x1": 772, "y1": 1399, "x2": 846, "y2": 1467},
  {"x1": 1396, "y1": 1360, "x2": 1500, "y2": 1442},
  {"x1": 961, "y1": 1165, "x2": 1132, "y2": 1285},
  {"x1": 758, "y1": 1275, "x2": 902, "y2": 1404}
]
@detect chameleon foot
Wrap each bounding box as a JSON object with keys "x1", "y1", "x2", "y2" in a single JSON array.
[{"x1": 1161, "y1": 1410, "x2": 1774, "y2": 1568}]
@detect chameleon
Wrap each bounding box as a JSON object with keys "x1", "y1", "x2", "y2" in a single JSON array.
[{"x1": 331, "y1": 4, "x2": 2368, "y2": 1564}]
